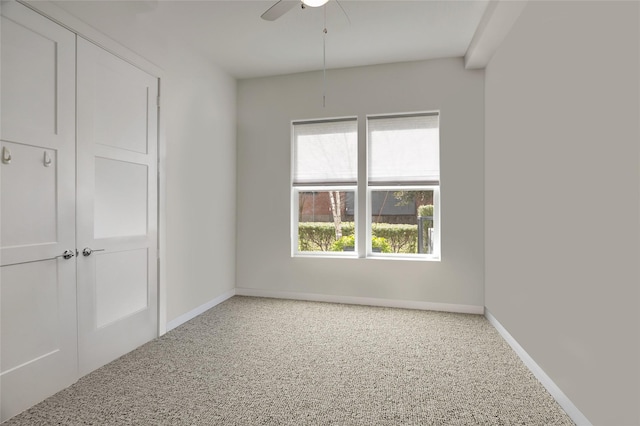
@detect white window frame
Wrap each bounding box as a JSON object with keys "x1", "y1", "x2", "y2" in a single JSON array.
[
  {"x1": 365, "y1": 112, "x2": 441, "y2": 260},
  {"x1": 366, "y1": 185, "x2": 440, "y2": 260},
  {"x1": 291, "y1": 186, "x2": 358, "y2": 257},
  {"x1": 291, "y1": 112, "x2": 441, "y2": 260},
  {"x1": 291, "y1": 117, "x2": 358, "y2": 257}
]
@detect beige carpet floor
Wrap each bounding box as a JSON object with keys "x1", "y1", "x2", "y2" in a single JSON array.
[{"x1": 4, "y1": 296, "x2": 574, "y2": 425}]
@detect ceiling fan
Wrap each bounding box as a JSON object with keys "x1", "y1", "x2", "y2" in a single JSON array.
[{"x1": 261, "y1": 0, "x2": 348, "y2": 22}]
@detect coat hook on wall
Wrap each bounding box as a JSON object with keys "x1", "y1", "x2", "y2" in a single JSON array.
[
  {"x1": 2, "y1": 146, "x2": 11, "y2": 164},
  {"x1": 44, "y1": 151, "x2": 52, "y2": 167}
]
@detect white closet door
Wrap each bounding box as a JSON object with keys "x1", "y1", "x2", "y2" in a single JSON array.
[
  {"x1": 76, "y1": 37, "x2": 158, "y2": 376},
  {"x1": 0, "y1": 2, "x2": 78, "y2": 421}
]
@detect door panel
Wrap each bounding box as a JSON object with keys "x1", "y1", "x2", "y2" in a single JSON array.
[
  {"x1": 93, "y1": 64, "x2": 150, "y2": 154},
  {"x1": 0, "y1": 259, "x2": 77, "y2": 420},
  {"x1": 0, "y1": 2, "x2": 77, "y2": 421},
  {"x1": 1, "y1": 14, "x2": 57, "y2": 141},
  {"x1": 1, "y1": 141, "x2": 57, "y2": 247},
  {"x1": 1, "y1": 260, "x2": 64, "y2": 372},
  {"x1": 76, "y1": 36, "x2": 158, "y2": 376},
  {"x1": 95, "y1": 249, "x2": 149, "y2": 328},
  {"x1": 94, "y1": 157, "x2": 148, "y2": 238}
]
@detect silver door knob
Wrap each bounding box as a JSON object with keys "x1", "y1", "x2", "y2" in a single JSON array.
[
  {"x1": 62, "y1": 250, "x2": 75, "y2": 259},
  {"x1": 82, "y1": 247, "x2": 104, "y2": 256}
]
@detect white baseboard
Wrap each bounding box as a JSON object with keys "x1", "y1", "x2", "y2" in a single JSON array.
[
  {"x1": 485, "y1": 309, "x2": 592, "y2": 426},
  {"x1": 165, "y1": 288, "x2": 236, "y2": 332},
  {"x1": 235, "y1": 287, "x2": 484, "y2": 315}
]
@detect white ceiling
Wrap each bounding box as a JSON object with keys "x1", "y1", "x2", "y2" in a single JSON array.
[{"x1": 52, "y1": 0, "x2": 490, "y2": 79}]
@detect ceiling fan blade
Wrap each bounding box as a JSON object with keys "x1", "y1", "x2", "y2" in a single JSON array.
[
  {"x1": 335, "y1": 0, "x2": 351, "y2": 25},
  {"x1": 261, "y1": 0, "x2": 299, "y2": 21}
]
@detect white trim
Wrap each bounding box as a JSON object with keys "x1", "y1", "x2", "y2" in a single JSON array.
[
  {"x1": 157, "y1": 78, "x2": 167, "y2": 336},
  {"x1": 165, "y1": 289, "x2": 236, "y2": 332},
  {"x1": 235, "y1": 288, "x2": 484, "y2": 315},
  {"x1": 464, "y1": 0, "x2": 528, "y2": 70},
  {"x1": 485, "y1": 309, "x2": 593, "y2": 426},
  {"x1": 366, "y1": 185, "x2": 440, "y2": 260},
  {"x1": 19, "y1": 0, "x2": 162, "y2": 76},
  {"x1": 292, "y1": 186, "x2": 358, "y2": 257}
]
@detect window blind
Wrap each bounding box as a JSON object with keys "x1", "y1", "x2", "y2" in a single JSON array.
[
  {"x1": 368, "y1": 114, "x2": 439, "y2": 185},
  {"x1": 293, "y1": 119, "x2": 357, "y2": 185}
]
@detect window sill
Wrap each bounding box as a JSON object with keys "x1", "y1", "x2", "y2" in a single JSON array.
[
  {"x1": 292, "y1": 253, "x2": 440, "y2": 262},
  {"x1": 365, "y1": 254, "x2": 440, "y2": 262},
  {"x1": 292, "y1": 253, "x2": 358, "y2": 259}
]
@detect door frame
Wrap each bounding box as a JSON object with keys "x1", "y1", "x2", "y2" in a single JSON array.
[{"x1": 17, "y1": 0, "x2": 168, "y2": 335}]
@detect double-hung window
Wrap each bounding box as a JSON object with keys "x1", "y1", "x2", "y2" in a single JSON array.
[
  {"x1": 292, "y1": 118, "x2": 357, "y2": 255},
  {"x1": 292, "y1": 112, "x2": 440, "y2": 259},
  {"x1": 367, "y1": 113, "x2": 440, "y2": 258}
]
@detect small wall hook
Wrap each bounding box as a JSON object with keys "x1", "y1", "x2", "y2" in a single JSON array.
[
  {"x1": 2, "y1": 146, "x2": 11, "y2": 164},
  {"x1": 44, "y1": 151, "x2": 52, "y2": 167}
]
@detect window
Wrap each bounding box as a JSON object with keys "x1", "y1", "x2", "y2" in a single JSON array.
[
  {"x1": 291, "y1": 112, "x2": 440, "y2": 259},
  {"x1": 367, "y1": 113, "x2": 440, "y2": 258},
  {"x1": 292, "y1": 118, "x2": 357, "y2": 255}
]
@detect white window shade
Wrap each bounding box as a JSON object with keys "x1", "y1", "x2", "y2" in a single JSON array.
[
  {"x1": 368, "y1": 114, "x2": 439, "y2": 185},
  {"x1": 293, "y1": 119, "x2": 357, "y2": 185}
]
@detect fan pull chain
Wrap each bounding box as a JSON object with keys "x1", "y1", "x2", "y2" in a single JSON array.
[
  {"x1": 323, "y1": 27, "x2": 327, "y2": 108},
  {"x1": 322, "y1": 4, "x2": 327, "y2": 108}
]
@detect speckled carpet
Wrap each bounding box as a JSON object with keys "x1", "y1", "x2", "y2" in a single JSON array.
[{"x1": 4, "y1": 296, "x2": 574, "y2": 425}]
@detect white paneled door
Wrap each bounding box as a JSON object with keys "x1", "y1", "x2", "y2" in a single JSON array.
[
  {"x1": 0, "y1": 2, "x2": 78, "y2": 421},
  {"x1": 76, "y1": 37, "x2": 158, "y2": 376},
  {"x1": 1, "y1": 3, "x2": 159, "y2": 421}
]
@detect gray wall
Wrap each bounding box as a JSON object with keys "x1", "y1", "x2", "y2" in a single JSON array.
[
  {"x1": 237, "y1": 58, "x2": 485, "y2": 308},
  {"x1": 485, "y1": 2, "x2": 639, "y2": 424},
  {"x1": 164, "y1": 44, "x2": 237, "y2": 322}
]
